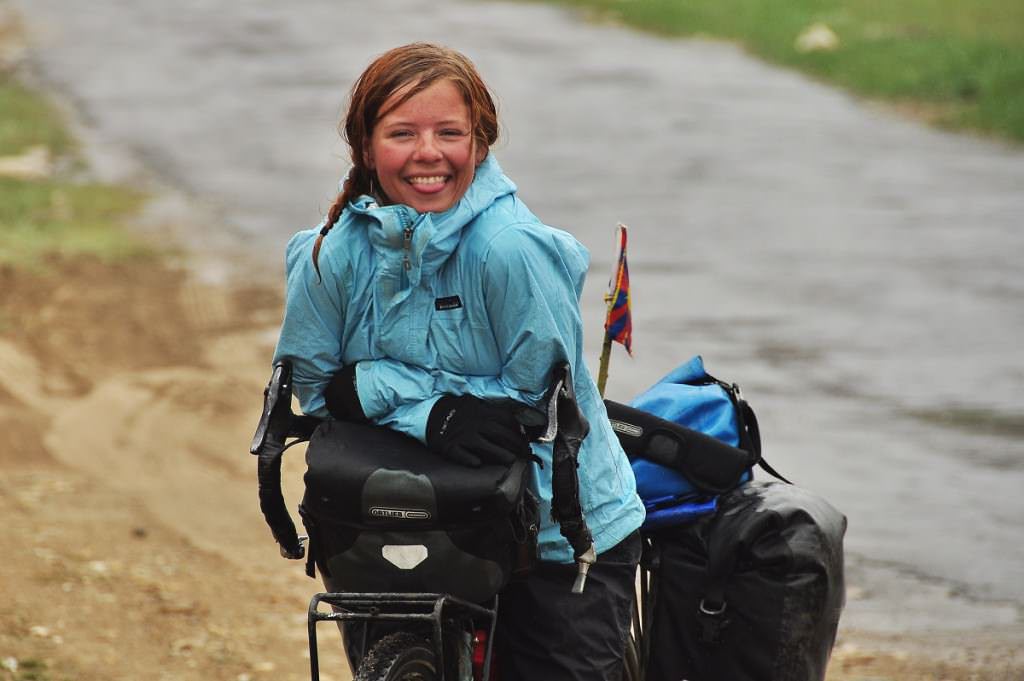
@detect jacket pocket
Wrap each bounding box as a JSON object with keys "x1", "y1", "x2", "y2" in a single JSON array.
[{"x1": 428, "y1": 307, "x2": 496, "y2": 376}]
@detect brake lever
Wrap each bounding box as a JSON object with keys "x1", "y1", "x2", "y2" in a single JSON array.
[
  {"x1": 251, "y1": 363, "x2": 288, "y2": 455},
  {"x1": 537, "y1": 374, "x2": 566, "y2": 443}
]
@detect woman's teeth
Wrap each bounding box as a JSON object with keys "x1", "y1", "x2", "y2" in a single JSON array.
[{"x1": 408, "y1": 176, "x2": 447, "y2": 185}]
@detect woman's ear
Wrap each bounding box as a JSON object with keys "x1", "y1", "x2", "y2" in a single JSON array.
[
  {"x1": 475, "y1": 144, "x2": 487, "y2": 165},
  {"x1": 363, "y1": 141, "x2": 374, "y2": 169}
]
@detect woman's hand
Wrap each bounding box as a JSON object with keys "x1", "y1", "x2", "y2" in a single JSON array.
[
  {"x1": 426, "y1": 395, "x2": 532, "y2": 467},
  {"x1": 323, "y1": 364, "x2": 368, "y2": 423}
]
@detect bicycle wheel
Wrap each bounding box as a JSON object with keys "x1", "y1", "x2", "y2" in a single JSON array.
[{"x1": 354, "y1": 631, "x2": 438, "y2": 681}]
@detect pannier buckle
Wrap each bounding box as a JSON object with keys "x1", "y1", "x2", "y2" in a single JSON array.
[
  {"x1": 697, "y1": 598, "x2": 730, "y2": 644},
  {"x1": 698, "y1": 598, "x2": 726, "y2": 616}
]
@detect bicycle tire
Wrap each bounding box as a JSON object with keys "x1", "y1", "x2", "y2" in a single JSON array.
[{"x1": 354, "y1": 631, "x2": 438, "y2": 681}]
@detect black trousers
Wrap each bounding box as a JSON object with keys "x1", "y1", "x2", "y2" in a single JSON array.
[
  {"x1": 325, "y1": 530, "x2": 641, "y2": 679},
  {"x1": 495, "y1": 530, "x2": 642, "y2": 681}
]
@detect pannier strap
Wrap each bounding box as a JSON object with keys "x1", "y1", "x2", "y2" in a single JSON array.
[
  {"x1": 706, "y1": 374, "x2": 792, "y2": 485},
  {"x1": 545, "y1": 363, "x2": 597, "y2": 593},
  {"x1": 298, "y1": 506, "x2": 319, "y2": 579},
  {"x1": 697, "y1": 517, "x2": 737, "y2": 646}
]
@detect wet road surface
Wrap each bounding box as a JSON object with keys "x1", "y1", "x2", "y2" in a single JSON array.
[{"x1": 14, "y1": 0, "x2": 1024, "y2": 632}]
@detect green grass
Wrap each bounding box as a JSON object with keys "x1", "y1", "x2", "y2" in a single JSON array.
[
  {"x1": 0, "y1": 75, "x2": 151, "y2": 268},
  {"x1": 532, "y1": 0, "x2": 1024, "y2": 142},
  {"x1": 0, "y1": 79, "x2": 73, "y2": 157},
  {"x1": 0, "y1": 177, "x2": 151, "y2": 266},
  {"x1": 2, "y1": 658, "x2": 56, "y2": 681}
]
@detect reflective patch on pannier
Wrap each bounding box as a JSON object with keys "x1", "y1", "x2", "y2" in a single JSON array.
[{"x1": 381, "y1": 545, "x2": 429, "y2": 570}]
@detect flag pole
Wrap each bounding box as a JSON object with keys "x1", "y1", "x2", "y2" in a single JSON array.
[
  {"x1": 596, "y1": 223, "x2": 630, "y2": 397},
  {"x1": 596, "y1": 335, "x2": 613, "y2": 397}
]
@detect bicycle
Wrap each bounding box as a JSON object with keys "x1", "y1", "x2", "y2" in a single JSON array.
[{"x1": 251, "y1": 361, "x2": 599, "y2": 681}]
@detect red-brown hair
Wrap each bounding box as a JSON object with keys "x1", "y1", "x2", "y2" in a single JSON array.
[{"x1": 311, "y1": 43, "x2": 499, "y2": 279}]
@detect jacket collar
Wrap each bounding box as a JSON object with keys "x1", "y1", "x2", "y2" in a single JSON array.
[{"x1": 348, "y1": 154, "x2": 516, "y2": 286}]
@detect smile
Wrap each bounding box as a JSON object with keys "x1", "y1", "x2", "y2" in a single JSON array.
[{"x1": 407, "y1": 175, "x2": 449, "y2": 185}]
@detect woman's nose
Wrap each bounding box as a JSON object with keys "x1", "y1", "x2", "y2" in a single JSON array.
[{"x1": 413, "y1": 133, "x2": 443, "y2": 161}]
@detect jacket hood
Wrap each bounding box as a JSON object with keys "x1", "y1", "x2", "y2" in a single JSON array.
[{"x1": 347, "y1": 154, "x2": 517, "y2": 287}]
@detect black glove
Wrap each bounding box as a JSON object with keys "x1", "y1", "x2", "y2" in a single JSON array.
[
  {"x1": 323, "y1": 364, "x2": 368, "y2": 423},
  {"x1": 426, "y1": 395, "x2": 532, "y2": 467}
]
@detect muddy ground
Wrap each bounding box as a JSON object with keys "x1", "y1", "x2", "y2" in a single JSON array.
[
  {"x1": 2, "y1": 256, "x2": 1022, "y2": 681},
  {"x1": 0, "y1": 256, "x2": 349, "y2": 681}
]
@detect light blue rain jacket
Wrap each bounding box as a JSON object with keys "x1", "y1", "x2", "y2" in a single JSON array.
[{"x1": 273, "y1": 154, "x2": 644, "y2": 563}]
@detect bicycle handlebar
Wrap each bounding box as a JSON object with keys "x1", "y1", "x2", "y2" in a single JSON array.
[{"x1": 251, "y1": 361, "x2": 319, "y2": 560}]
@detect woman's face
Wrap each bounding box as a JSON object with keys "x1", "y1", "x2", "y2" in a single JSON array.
[{"x1": 367, "y1": 79, "x2": 485, "y2": 214}]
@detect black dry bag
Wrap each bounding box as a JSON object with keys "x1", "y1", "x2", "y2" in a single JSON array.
[{"x1": 643, "y1": 480, "x2": 846, "y2": 681}]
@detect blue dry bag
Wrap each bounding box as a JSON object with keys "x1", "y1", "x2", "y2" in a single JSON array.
[
  {"x1": 631, "y1": 356, "x2": 750, "y2": 499},
  {"x1": 606, "y1": 356, "x2": 786, "y2": 529}
]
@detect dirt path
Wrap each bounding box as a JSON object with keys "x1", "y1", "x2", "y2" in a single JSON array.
[{"x1": 0, "y1": 259, "x2": 352, "y2": 681}]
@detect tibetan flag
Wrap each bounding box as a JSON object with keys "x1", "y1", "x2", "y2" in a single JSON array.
[{"x1": 605, "y1": 224, "x2": 632, "y2": 354}]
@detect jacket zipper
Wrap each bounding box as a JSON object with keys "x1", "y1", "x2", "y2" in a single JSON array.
[{"x1": 403, "y1": 227, "x2": 413, "y2": 271}]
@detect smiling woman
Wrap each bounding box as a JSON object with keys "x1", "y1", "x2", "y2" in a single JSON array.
[{"x1": 271, "y1": 42, "x2": 645, "y2": 680}]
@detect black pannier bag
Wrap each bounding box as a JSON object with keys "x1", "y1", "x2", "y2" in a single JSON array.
[
  {"x1": 299, "y1": 419, "x2": 538, "y2": 604},
  {"x1": 643, "y1": 481, "x2": 846, "y2": 681}
]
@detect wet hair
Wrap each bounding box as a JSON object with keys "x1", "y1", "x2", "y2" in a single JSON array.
[{"x1": 311, "y1": 42, "x2": 500, "y2": 279}]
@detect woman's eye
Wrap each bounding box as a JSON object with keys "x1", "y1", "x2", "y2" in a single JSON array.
[
  {"x1": 389, "y1": 130, "x2": 414, "y2": 139},
  {"x1": 440, "y1": 129, "x2": 466, "y2": 138}
]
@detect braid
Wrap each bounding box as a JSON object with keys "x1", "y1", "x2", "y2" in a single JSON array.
[
  {"x1": 311, "y1": 186, "x2": 349, "y2": 283},
  {"x1": 311, "y1": 165, "x2": 376, "y2": 282}
]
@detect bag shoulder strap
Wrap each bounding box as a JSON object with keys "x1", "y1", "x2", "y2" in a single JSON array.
[{"x1": 701, "y1": 373, "x2": 792, "y2": 485}]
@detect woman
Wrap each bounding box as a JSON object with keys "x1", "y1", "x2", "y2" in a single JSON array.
[{"x1": 273, "y1": 42, "x2": 645, "y2": 680}]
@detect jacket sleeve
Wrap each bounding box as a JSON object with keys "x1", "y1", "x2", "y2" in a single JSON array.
[
  {"x1": 354, "y1": 360, "x2": 437, "y2": 421},
  {"x1": 272, "y1": 230, "x2": 344, "y2": 418},
  {"x1": 272, "y1": 228, "x2": 436, "y2": 418},
  {"x1": 473, "y1": 224, "x2": 590, "y2": 405}
]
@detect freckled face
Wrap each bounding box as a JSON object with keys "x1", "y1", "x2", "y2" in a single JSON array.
[{"x1": 367, "y1": 79, "x2": 485, "y2": 214}]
